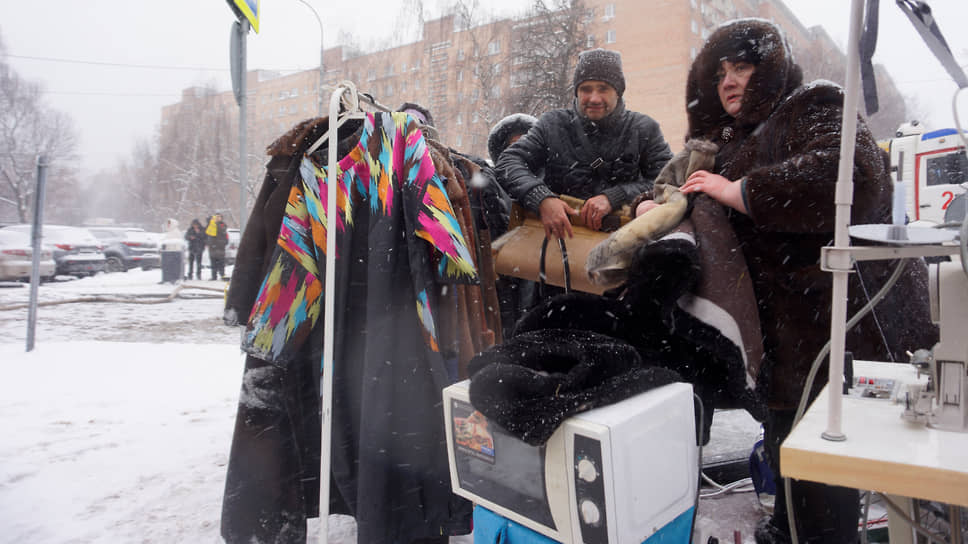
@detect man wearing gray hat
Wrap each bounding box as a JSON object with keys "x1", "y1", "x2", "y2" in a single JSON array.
[{"x1": 497, "y1": 48, "x2": 673, "y2": 240}]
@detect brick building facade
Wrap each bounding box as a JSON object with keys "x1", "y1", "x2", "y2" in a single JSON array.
[{"x1": 161, "y1": 0, "x2": 888, "y2": 198}]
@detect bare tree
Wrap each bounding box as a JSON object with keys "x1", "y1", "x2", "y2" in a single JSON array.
[
  {"x1": 508, "y1": 0, "x2": 591, "y2": 116},
  {"x1": 451, "y1": 0, "x2": 514, "y2": 152},
  {"x1": 153, "y1": 87, "x2": 241, "y2": 228},
  {"x1": 85, "y1": 137, "x2": 159, "y2": 229},
  {"x1": 0, "y1": 36, "x2": 79, "y2": 224}
]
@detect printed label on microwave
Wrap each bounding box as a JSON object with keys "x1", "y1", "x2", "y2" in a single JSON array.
[{"x1": 452, "y1": 399, "x2": 495, "y2": 464}]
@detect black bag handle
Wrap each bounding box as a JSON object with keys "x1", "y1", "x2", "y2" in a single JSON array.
[{"x1": 539, "y1": 236, "x2": 571, "y2": 297}]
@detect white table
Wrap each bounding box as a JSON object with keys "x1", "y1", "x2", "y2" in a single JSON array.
[{"x1": 781, "y1": 360, "x2": 968, "y2": 542}]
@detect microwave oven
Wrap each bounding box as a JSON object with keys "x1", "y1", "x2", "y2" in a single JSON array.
[{"x1": 443, "y1": 380, "x2": 698, "y2": 544}]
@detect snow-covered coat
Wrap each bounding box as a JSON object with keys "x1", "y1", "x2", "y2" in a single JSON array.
[
  {"x1": 221, "y1": 115, "x2": 476, "y2": 544},
  {"x1": 497, "y1": 100, "x2": 673, "y2": 212},
  {"x1": 686, "y1": 18, "x2": 938, "y2": 408}
]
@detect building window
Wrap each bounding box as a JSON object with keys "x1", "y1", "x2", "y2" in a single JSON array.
[
  {"x1": 494, "y1": 62, "x2": 502, "y2": 75},
  {"x1": 457, "y1": 70, "x2": 463, "y2": 82},
  {"x1": 401, "y1": 62, "x2": 407, "y2": 72},
  {"x1": 691, "y1": 19, "x2": 698, "y2": 34},
  {"x1": 458, "y1": 49, "x2": 465, "y2": 61},
  {"x1": 603, "y1": 4, "x2": 615, "y2": 20},
  {"x1": 487, "y1": 41, "x2": 500, "y2": 55},
  {"x1": 491, "y1": 85, "x2": 501, "y2": 98},
  {"x1": 691, "y1": 0, "x2": 697, "y2": 7},
  {"x1": 367, "y1": 69, "x2": 376, "y2": 81},
  {"x1": 472, "y1": 112, "x2": 479, "y2": 124},
  {"x1": 291, "y1": 88, "x2": 299, "y2": 97},
  {"x1": 456, "y1": 113, "x2": 463, "y2": 125},
  {"x1": 456, "y1": 134, "x2": 462, "y2": 147},
  {"x1": 691, "y1": 47, "x2": 697, "y2": 60},
  {"x1": 385, "y1": 83, "x2": 393, "y2": 97},
  {"x1": 606, "y1": 29, "x2": 616, "y2": 44},
  {"x1": 586, "y1": 35, "x2": 596, "y2": 48},
  {"x1": 385, "y1": 65, "x2": 394, "y2": 77},
  {"x1": 400, "y1": 81, "x2": 407, "y2": 93}
]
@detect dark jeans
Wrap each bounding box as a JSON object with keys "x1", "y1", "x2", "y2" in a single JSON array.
[
  {"x1": 187, "y1": 252, "x2": 203, "y2": 279},
  {"x1": 759, "y1": 408, "x2": 860, "y2": 543},
  {"x1": 211, "y1": 256, "x2": 225, "y2": 279}
]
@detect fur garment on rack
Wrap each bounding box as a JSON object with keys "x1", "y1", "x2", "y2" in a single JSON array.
[{"x1": 468, "y1": 195, "x2": 766, "y2": 446}]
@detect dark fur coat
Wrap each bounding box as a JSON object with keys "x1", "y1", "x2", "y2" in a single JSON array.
[{"x1": 686, "y1": 19, "x2": 938, "y2": 408}]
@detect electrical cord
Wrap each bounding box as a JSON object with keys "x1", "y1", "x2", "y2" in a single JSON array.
[
  {"x1": 786, "y1": 257, "x2": 910, "y2": 544},
  {"x1": 691, "y1": 393, "x2": 704, "y2": 542},
  {"x1": 699, "y1": 473, "x2": 755, "y2": 498}
]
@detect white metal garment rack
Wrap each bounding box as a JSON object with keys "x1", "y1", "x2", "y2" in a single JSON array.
[
  {"x1": 318, "y1": 81, "x2": 364, "y2": 544},
  {"x1": 315, "y1": 81, "x2": 392, "y2": 544}
]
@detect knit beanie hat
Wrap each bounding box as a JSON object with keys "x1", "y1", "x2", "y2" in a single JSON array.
[{"x1": 573, "y1": 48, "x2": 626, "y2": 96}]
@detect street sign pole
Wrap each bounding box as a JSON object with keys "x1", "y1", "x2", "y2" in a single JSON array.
[
  {"x1": 27, "y1": 155, "x2": 48, "y2": 352},
  {"x1": 238, "y1": 19, "x2": 248, "y2": 232},
  {"x1": 230, "y1": 19, "x2": 249, "y2": 232}
]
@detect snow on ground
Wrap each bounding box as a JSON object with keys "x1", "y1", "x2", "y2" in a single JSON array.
[
  {"x1": 0, "y1": 267, "x2": 764, "y2": 543},
  {"x1": 0, "y1": 268, "x2": 365, "y2": 543}
]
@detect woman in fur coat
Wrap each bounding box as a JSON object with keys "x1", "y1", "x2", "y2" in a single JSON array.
[{"x1": 674, "y1": 19, "x2": 938, "y2": 543}]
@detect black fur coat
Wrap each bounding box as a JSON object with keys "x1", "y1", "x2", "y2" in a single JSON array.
[{"x1": 686, "y1": 19, "x2": 938, "y2": 408}]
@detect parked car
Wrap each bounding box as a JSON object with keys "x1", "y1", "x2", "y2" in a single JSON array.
[
  {"x1": 0, "y1": 229, "x2": 56, "y2": 282},
  {"x1": 3, "y1": 225, "x2": 106, "y2": 277},
  {"x1": 87, "y1": 226, "x2": 161, "y2": 272},
  {"x1": 226, "y1": 228, "x2": 240, "y2": 266}
]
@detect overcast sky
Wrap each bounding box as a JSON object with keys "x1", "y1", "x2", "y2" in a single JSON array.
[{"x1": 1, "y1": 0, "x2": 966, "y2": 177}]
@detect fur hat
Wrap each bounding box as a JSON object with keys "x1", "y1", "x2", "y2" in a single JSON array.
[
  {"x1": 487, "y1": 113, "x2": 537, "y2": 163},
  {"x1": 573, "y1": 48, "x2": 626, "y2": 96},
  {"x1": 467, "y1": 328, "x2": 682, "y2": 446},
  {"x1": 686, "y1": 19, "x2": 803, "y2": 139}
]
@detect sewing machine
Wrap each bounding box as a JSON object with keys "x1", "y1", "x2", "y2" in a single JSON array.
[{"x1": 902, "y1": 257, "x2": 968, "y2": 431}]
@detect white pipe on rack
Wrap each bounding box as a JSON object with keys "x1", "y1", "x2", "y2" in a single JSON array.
[
  {"x1": 824, "y1": 0, "x2": 866, "y2": 442},
  {"x1": 318, "y1": 83, "x2": 350, "y2": 544}
]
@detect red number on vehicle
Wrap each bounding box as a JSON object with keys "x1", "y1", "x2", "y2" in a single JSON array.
[{"x1": 942, "y1": 191, "x2": 954, "y2": 210}]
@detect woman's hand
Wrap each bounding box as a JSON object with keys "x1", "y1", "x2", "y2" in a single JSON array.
[
  {"x1": 635, "y1": 199, "x2": 660, "y2": 217},
  {"x1": 679, "y1": 170, "x2": 748, "y2": 214}
]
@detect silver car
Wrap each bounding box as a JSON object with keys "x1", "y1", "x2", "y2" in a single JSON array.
[
  {"x1": 0, "y1": 229, "x2": 56, "y2": 282},
  {"x1": 4, "y1": 225, "x2": 107, "y2": 277}
]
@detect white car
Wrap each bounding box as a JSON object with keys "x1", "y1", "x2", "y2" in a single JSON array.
[
  {"x1": 4, "y1": 224, "x2": 106, "y2": 277},
  {"x1": 0, "y1": 229, "x2": 57, "y2": 282},
  {"x1": 226, "y1": 228, "x2": 240, "y2": 265}
]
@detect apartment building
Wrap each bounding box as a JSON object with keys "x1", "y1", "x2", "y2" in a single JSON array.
[{"x1": 161, "y1": 0, "x2": 862, "y2": 174}]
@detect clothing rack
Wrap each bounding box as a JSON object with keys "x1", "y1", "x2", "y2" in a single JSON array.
[{"x1": 318, "y1": 81, "x2": 366, "y2": 544}]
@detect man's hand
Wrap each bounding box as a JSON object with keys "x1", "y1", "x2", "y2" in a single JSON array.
[
  {"x1": 579, "y1": 194, "x2": 613, "y2": 231},
  {"x1": 539, "y1": 197, "x2": 579, "y2": 239},
  {"x1": 679, "y1": 170, "x2": 748, "y2": 214},
  {"x1": 635, "y1": 199, "x2": 660, "y2": 217}
]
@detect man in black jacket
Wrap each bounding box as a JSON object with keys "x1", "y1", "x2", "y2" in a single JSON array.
[{"x1": 497, "y1": 48, "x2": 673, "y2": 240}]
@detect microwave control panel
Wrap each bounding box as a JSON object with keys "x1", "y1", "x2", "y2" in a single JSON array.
[{"x1": 573, "y1": 434, "x2": 608, "y2": 544}]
